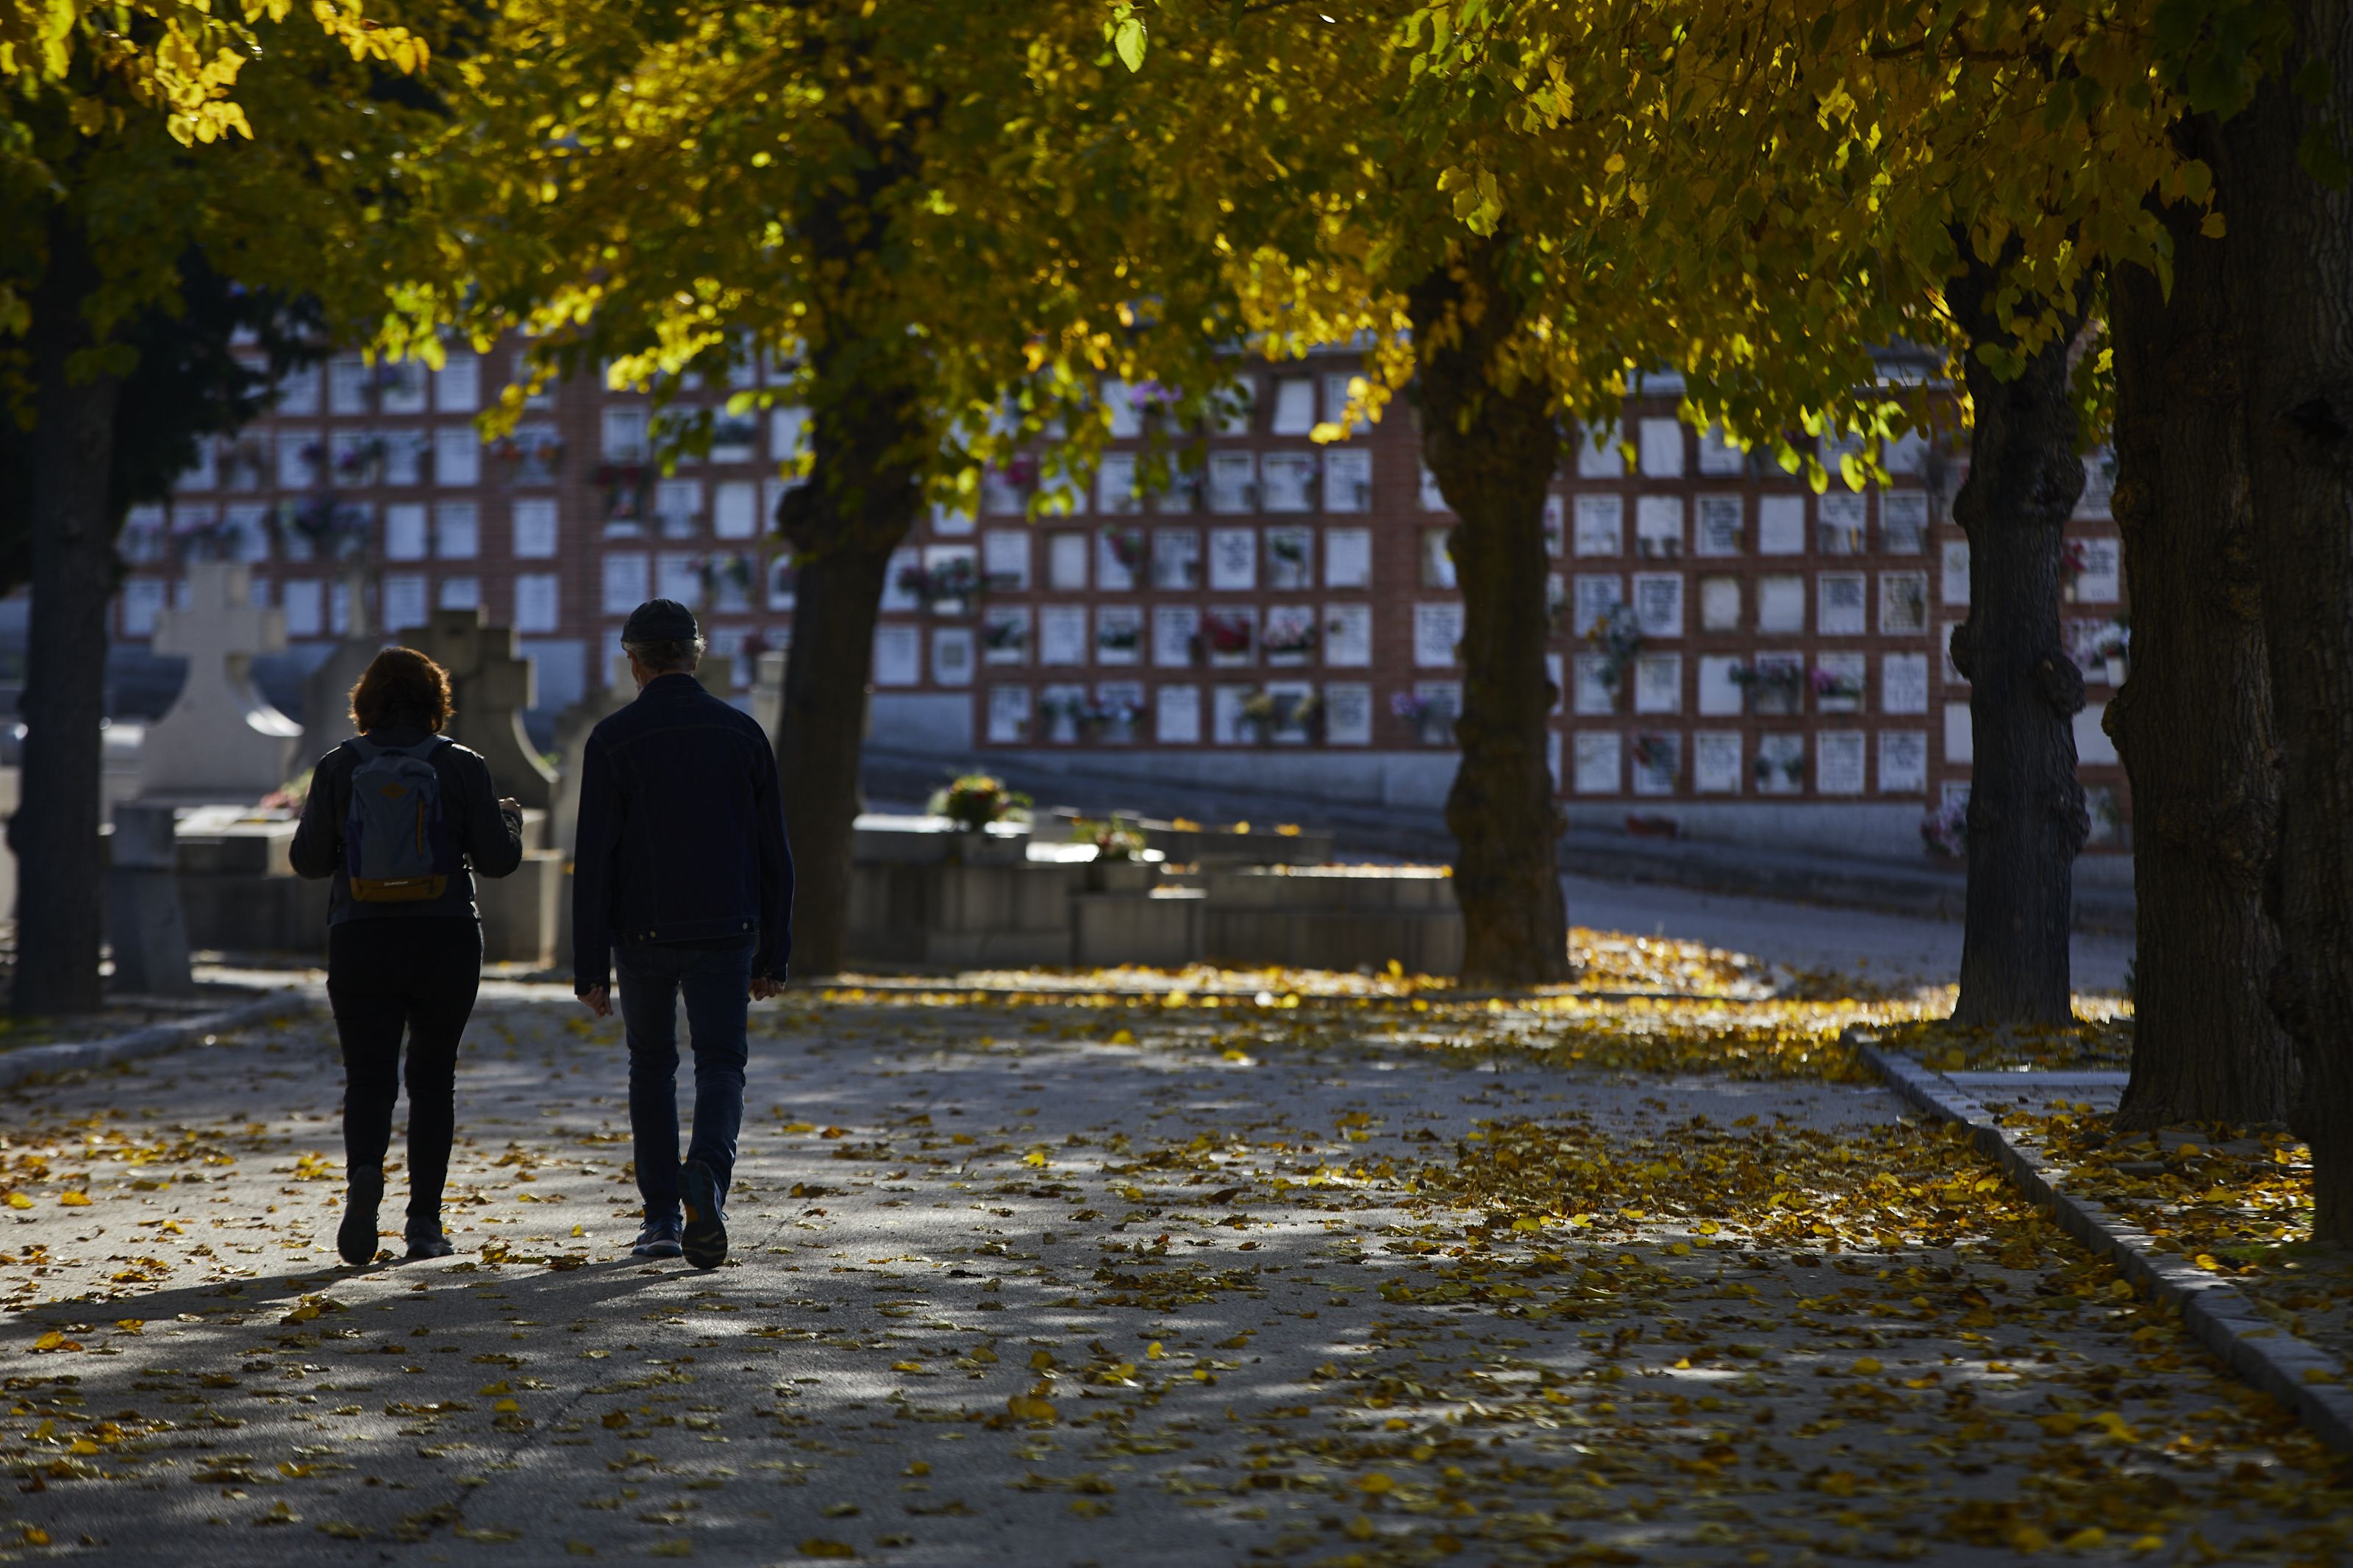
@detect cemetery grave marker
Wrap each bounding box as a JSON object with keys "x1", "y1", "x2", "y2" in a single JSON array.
[{"x1": 142, "y1": 562, "x2": 302, "y2": 800}]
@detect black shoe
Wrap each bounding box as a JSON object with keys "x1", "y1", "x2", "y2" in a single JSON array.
[
  {"x1": 404, "y1": 1222, "x2": 454, "y2": 1261},
  {"x1": 632, "y1": 1221, "x2": 683, "y2": 1259},
  {"x1": 338, "y1": 1169, "x2": 385, "y2": 1267},
  {"x1": 679, "y1": 1160, "x2": 727, "y2": 1270}
]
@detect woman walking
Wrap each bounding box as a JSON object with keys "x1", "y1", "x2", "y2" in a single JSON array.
[{"x1": 291, "y1": 648, "x2": 523, "y2": 1264}]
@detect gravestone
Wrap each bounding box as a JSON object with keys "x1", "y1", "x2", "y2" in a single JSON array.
[
  {"x1": 297, "y1": 567, "x2": 383, "y2": 767},
  {"x1": 106, "y1": 801, "x2": 195, "y2": 996},
  {"x1": 411, "y1": 608, "x2": 557, "y2": 809},
  {"x1": 748, "y1": 650, "x2": 786, "y2": 741},
  {"x1": 143, "y1": 562, "x2": 302, "y2": 799},
  {"x1": 550, "y1": 654, "x2": 634, "y2": 864},
  {"x1": 548, "y1": 654, "x2": 634, "y2": 965},
  {"x1": 693, "y1": 649, "x2": 738, "y2": 701}
]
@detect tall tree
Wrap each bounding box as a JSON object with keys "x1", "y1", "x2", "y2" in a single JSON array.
[
  {"x1": 1, "y1": 7, "x2": 442, "y2": 1014},
  {"x1": 451, "y1": 0, "x2": 1243, "y2": 975},
  {"x1": 1404, "y1": 1, "x2": 2248, "y2": 1028},
  {"x1": 2214, "y1": 0, "x2": 2353, "y2": 1234},
  {"x1": 1114, "y1": 4, "x2": 1620, "y2": 984},
  {"x1": 1942, "y1": 251, "x2": 2091, "y2": 1026},
  {"x1": 2106, "y1": 118, "x2": 2292, "y2": 1125},
  {"x1": 1407, "y1": 238, "x2": 1570, "y2": 982}
]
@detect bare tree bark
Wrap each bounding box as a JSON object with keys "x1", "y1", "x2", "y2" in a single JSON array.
[
  {"x1": 13, "y1": 218, "x2": 119, "y2": 1018},
  {"x1": 1406, "y1": 238, "x2": 1570, "y2": 986},
  {"x1": 2107, "y1": 127, "x2": 2293, "y2": 1128},
  {"x1": 771, "y1": 371, "x2": 925, "y2": 979},
  {"x1": 2216, "y1": 5, "x2": 2353, "y2": 1237},
  {"x1": 1946, "y1": 250, "x2": 2090, "y2": 1027}
]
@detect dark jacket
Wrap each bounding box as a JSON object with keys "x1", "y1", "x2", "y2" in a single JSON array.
[
  {"x1": 289, "y1": 728, "x2": 525, "y2": 924},
  {"x1": 571, "y1": 673, "x2": 793, "y2": 990}
]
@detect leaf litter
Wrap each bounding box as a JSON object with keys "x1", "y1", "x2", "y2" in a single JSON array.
[{"x1": 0, "y1": 932, "x2": 2342, "y2": 1562}]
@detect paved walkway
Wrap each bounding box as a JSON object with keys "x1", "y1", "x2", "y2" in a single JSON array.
[
  {"x1": 1563, "y1": 874, "x2": 2135, "y2": 995},
  {"x1": 0, "y1": 989, "x2": 2332, "y2": 1564}
]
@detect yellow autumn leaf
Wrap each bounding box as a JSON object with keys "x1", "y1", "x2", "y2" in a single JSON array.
[{"x1": 59, "y1": 1190, "x2": 90, "y2": 1206}]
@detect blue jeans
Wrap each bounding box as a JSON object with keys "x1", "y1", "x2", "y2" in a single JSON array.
[{"x1": 614, "y1": 936, "x2": 754, "y2": 1226}]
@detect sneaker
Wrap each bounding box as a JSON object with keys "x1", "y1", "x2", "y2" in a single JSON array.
[
  {"x1": 404, "y1": 1222, "x2": 454, "y2": 1261},
  {"x1": 338, "y1": 1170, "x2": 385, "y2": 1267},
  {"x1": 632, "y1": 1221, "x2": 683, "y2": 1259},
  {"x1": 679, "y1": 1159, "x2": 728, "y2": 1270}
]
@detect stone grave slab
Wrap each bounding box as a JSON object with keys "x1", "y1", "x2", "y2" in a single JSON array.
[
  {"x1": 141, "y1": 562, "x2": 301, "y2": 800},
  {"x1": 297, "y1": 567, "x2": 384, "y2": 767},
  {"x1": 105, "y1": 802, "x2": 194, "y2": 996},
  {"x1": 411, "y1": 608, "x2": 557, "y2": 809}
]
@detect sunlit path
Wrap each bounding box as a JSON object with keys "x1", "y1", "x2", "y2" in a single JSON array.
[{"x1": 0, "y1": 954, "x2": 2338, "y2": 1564}]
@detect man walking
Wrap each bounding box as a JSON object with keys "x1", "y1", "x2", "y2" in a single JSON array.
[{"x1": 574, "y1": 600, "x2": 793, "y2": 1268}]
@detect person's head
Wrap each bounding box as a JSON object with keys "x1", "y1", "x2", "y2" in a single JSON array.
[
  {"x1": 349, "y1": 648, "x2": 454, "y2": 734},
  {"x1": 621, "y1": 598, "x2": 704, "y2": 688}
]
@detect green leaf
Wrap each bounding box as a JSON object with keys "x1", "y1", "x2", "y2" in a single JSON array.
[{"x1": 1114, "y1": 16, "x2": 1147, "y2": 74}]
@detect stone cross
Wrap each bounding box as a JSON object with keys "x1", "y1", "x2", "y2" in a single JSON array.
[
  {"x1": 143, "y1": 562, "x2": 301, "y2": 800},
  {"x1": 412, "y1": 608, "x2": 557, "y2": 809},
  {"x1": 550, "y1": 656, "x2": 635, "y2": 870},
  {"x1": 297, "y1": 565, "x2": 385, "y2": 766}
]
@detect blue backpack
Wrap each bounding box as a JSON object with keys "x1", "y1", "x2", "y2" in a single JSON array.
[{"x1": 343, "y1": 737, "x2": 460, "y2": 902}]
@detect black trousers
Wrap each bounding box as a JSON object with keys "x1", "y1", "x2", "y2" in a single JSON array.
[{"x1": 325, "y1": 917, "x2": 483, "y2": 1222}]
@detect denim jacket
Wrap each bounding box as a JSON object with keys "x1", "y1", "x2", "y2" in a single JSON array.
[{"x1": 571, "y1": 673, "x2": 794, "y2": 990}]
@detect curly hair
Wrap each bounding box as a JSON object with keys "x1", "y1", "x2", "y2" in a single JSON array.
[{"x1": 349, "y1": 647, "x2": 454, "y2": 734}]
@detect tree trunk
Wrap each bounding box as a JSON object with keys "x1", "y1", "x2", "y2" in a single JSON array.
[
  {"x1": 2215, "y1": 4, "x2": 2353, "y2": 1238},
  {"x1": 771, "y1": 373, "x2": 926, "y2": 980},
  {"x1": 1406, "y1": 240, "x2": 1570, "y2": 987},
  {"x1": 13, "y1": 226, "x2": 120, "y2": 1018},
  {"x1": 1946, "y1": 251, "x2": 2089, "y2": 1027},
  {"x1": 2106, "y1": 137, "x2": 2292, "y2": 1128}
]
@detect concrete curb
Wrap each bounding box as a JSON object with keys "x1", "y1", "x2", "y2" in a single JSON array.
[
  {"x1": 0, "y1": 988, "x2": 317, "y2": 1092},
  {"x1": 1848, "y1": 1026, "x2": 2353, "y2": 1455}
]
